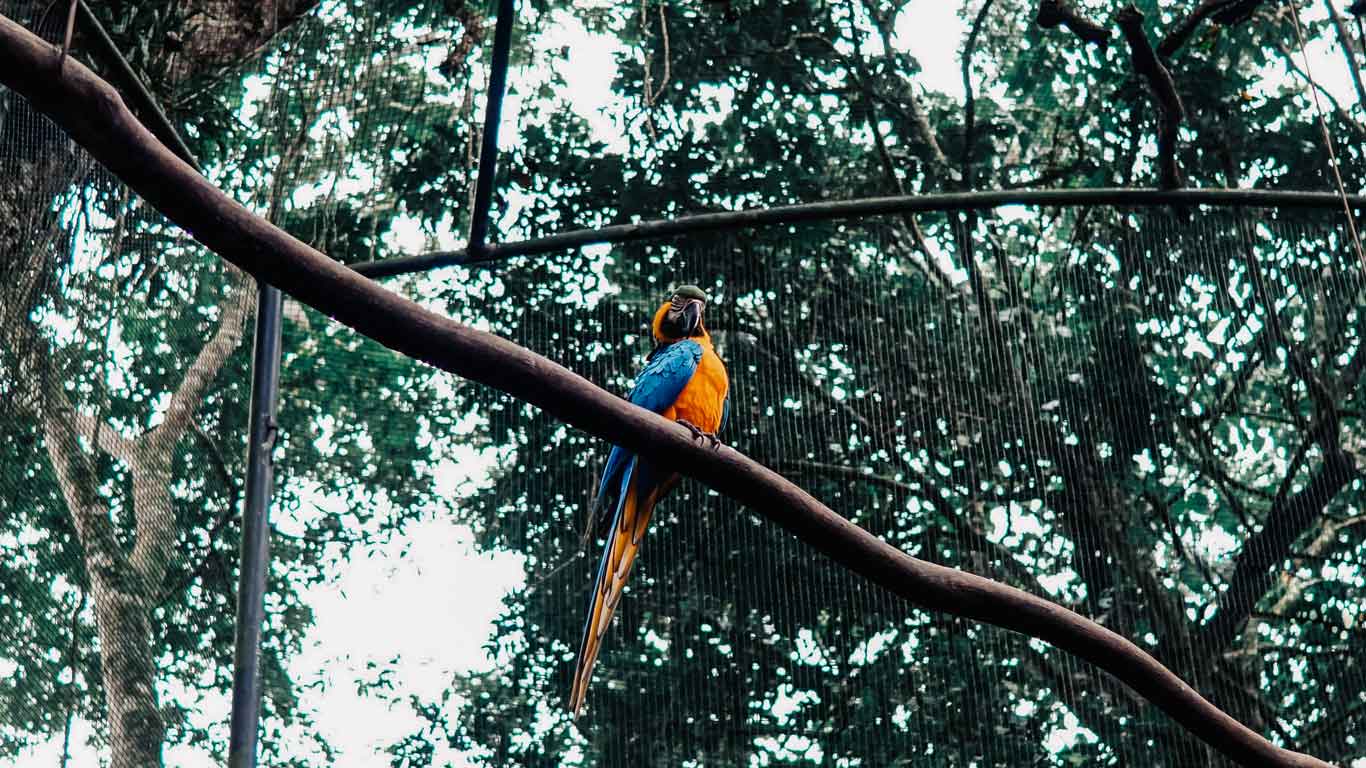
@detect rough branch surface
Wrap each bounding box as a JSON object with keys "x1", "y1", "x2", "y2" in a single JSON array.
[
  {"x1": 1036, "y1": 0, "x2": 1111, "y2": 48},
  {"x1": 1118, "y1": 4, "x2": 1186, "y2": 189},
  {"x1": 0, "y1": 14, "x2": 1333, "y2": 768}
]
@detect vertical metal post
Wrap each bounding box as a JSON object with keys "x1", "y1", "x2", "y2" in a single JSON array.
[
  {"x1": 227, "y1": 282, "x2": 283, "y2": 768},
  {"x1": 466, "y1": 0, "x2": 516, "y2": 257},
  {"x1": 61, "y1": 5, "x2": 287, "y2": 762}
]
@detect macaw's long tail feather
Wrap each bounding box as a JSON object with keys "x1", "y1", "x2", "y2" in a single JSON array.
[{"x1": 569, "y1": 459, "x2": 677, "y2": 717}]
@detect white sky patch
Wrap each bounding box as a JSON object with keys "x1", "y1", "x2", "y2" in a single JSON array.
[
  {"x1": 542, "y1": 9, "x2": 628, "y2": 151},
  {"x1": 285, "y1": 517, "x2": 525, "y2": 767},
  {"x1": 893, "y1": 0, "x2": 969, "y2": 100}
]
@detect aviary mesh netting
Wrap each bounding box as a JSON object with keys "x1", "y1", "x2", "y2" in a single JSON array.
[
  {"x1": 432, "y1": 210, "x2": 1366, "y2": 766},
  {"x1": 1, "y1": 0, "x2": 1364, "y2": 766}
]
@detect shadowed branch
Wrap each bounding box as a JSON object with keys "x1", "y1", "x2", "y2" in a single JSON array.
[
  {"x1": 1036, "y1": 0, "x2": 1111, "y2": 49},
  {"x1": 1118, "y1": 4, "x2": 1186, "y2": 189}
]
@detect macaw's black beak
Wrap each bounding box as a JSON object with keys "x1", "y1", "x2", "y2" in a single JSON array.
[{"x1": 682, "y1": 301, "x2": 702, "y2": 335}]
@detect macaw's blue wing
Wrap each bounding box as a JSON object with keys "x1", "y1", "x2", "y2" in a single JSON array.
[
  {"x1": 573, "y1": 340, "x2": 700, "y2": 716},
  {"x1": 592, "y1": 340, "x2": 703, "y2": 508}
]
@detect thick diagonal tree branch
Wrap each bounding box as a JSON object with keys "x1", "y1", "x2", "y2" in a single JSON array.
[
  {"x1": 0, "y1": 15, "x2": 1335, "y2": 768},
  {"x1": 1036, "y1": 0, "x2": 1111, "y2": 49},
  {"x1": 1118, "y1": 5, "x2": 1186, "y2": 189}
]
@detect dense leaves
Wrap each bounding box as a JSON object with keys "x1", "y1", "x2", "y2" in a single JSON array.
[
  {"x1": 2, "y1": 0, "x2": 1365, "y2": 766},
  {"x1": 402, "y1": 1, "x2": 1365, "y2": 766}
]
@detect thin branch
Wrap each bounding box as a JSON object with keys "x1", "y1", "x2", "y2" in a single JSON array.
[
  {"x1": 0, "y1": 17, "x2": 1337, "y2": 768},
  {"x1": 157, "y1": 420, "x2": 242, "y2": 605},
  {"x1": 1118, "y1": 4, "x2": 1186, "y2": 189},
  {"x1": 1273, "y1": 39, "x2": 1366, "y2": 137},
  {"x1": 1323, "y1": 0, "x2": 1366, "y2": 108},
  {"x1": 145, "y1": 270, "x2": 252, "y2": 452},
  {"x1": 854, "y1": 0, "x2": 953, "y2": 176},
  {"x1": 58, "y1": 0, "x2": 76, "y2": 71},
  {"x1": 961, "y1": 0, "x2": 997, "y2": 188},
  {"x1": 1158, "y1": 0, "x2": 1267, "y2": 59}
]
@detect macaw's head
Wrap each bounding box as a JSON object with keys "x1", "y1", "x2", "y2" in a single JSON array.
[{"x1": 652, "y1": 284, "x2": 709, "y2": 342}]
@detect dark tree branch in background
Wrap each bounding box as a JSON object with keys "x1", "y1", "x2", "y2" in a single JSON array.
[
  {"x1": 1118, "y1": 5, "x2": 1186, "y2": 189},
  {"x1": 1036, "y1": 0, "x2": 1111, "y2": 49},
  {"x1": 0, "y1": 16, "x2": 1336, "y2": 767},
  {"x1": 1158, "y1": 0, "x2": 1267, "y2": 59},
  {"x1": 961, "y1": 0, "x2": 997, "y2": 188},
  {"x1": 1200, "y1": 451, "x2": 1356, "y2": 652}
]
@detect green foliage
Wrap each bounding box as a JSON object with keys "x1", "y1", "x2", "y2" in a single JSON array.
[
  {"x1": 2, "y1": 0, "x2": 1365, "y2": 766},
  {"x1": 387, "y1": 0, "x2": 1365, "y2": 766}
]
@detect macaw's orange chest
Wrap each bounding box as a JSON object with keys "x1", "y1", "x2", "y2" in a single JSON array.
[{"x1": 666, "y1": 343, "x2": 729, "y2": 434}]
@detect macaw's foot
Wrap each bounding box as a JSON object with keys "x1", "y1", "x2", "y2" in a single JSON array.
[{"x1": 676, "y1": 419, "x2": 723, "y2": 450}]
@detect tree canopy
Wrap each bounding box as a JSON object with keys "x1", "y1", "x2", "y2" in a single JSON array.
[{"x1": 0, "y1": 0, "x2": 1363, "y2": 766}]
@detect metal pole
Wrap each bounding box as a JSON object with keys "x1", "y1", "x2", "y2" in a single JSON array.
[
  {"x1": 227, "y1": 282, "x2": 283, "y2": 768},
  {"x1": 57, "y1": 7, "x2": 289, "y2": 763},
  {"x1": 465, "y1": 0, "x2": 516, "y2": 257}
]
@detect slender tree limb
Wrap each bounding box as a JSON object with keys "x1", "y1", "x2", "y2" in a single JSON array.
[
  {"x1": 854, "y1": 0, "x2": 953, "y2": 176},
  {"x1": 1200, "y1": 450, "x2": 1356, "y2": 652},
  {"x1": 1118, "y1": 5, "x2": 1186, "y2": 189},
  {"x1": 1323, "y1": 0, "x2": 1366, "y2": 108},
  {"x1": 145, "y1": 268, "x2": 252, "y2": 452},
  {"x1": 1275, "y1": 39, "x2": 1366, "y2": 137},
  {"x1": 1036, "y1": 0, "x2": 1111, "y2": 49},
  {"x1": 0, "y1": 15, "x2": 1336, "y2": 768},
  {"x1": 1158, "y1": 0, "x2": 1267, "y2": 59},
  {"x1": 835, "y1": 12, "x2": 958, "y2": 291},
  {"x1": 961, "y1": 0, "x2": 997, "y2": 189}
]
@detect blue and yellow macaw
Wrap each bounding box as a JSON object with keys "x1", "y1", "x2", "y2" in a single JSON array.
[{"x1": 569, "y1": 285, "x2": 730, "y2": 716}]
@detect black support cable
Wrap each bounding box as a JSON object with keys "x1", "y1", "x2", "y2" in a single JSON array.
[
  {"x1": 73, "y1": 0, "x2": 200, "y2": 170},
  {"x1": 352, "y1": 187, "x2": 1366, "y2": 279},
  {"x1": 69, "y1": 7, "x2": 283, "y2": 765},
  {"x1": 466, "y1": 0, "x2": 516, "y2": 257}
]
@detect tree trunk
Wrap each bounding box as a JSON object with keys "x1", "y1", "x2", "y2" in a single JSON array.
[{"x1": 89, "y1": 574, "x2": 165, "y2": 768}]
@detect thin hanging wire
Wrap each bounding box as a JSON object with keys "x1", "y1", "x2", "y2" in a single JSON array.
[{"x1": 1283, "y1": 0, "x2": 1366, "y2": 271}]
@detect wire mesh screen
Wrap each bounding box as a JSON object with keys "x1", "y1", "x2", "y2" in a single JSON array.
[
  {"x1": 0, "y1": 66, "x2": 256, "y2": 768},
  {"x1": 4, "y1": 0, "x2": 1366, "y2": 765},
  {"x1": 377, "y1": 206, "x2": 1366, "y2": 766},
  {"x1": 0, "y1": 0, "x2": 477, "y2": 764}
]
